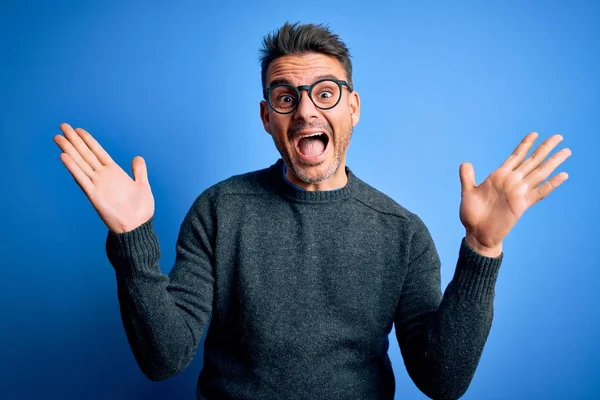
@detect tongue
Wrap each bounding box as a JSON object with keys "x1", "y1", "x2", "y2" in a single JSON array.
[{"x1": 298, "y1": 137, "x2": 325, "y2": 156}]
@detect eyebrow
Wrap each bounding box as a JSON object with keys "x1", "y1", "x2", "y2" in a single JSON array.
[{"x1": 267, "y1": 74, "x2": 342, "y2": 88}]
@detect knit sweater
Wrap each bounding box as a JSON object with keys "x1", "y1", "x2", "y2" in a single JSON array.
[{"x1": 105, "y1": 159, "x2": 503, "y2": 400}]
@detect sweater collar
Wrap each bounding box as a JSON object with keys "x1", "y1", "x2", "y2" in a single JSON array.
[{"x1": 268, "y1": 159, "x2": 359, "y2": 202}]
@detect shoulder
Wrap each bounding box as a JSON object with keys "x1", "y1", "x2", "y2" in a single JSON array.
[
  {"x1": 350, "y1": 174, "x2": 411, "y2": 218},
  {"x1": 189, "y1": 163, "x2": 276, "y2": 211},
  {"x1": 349, "y1": 172, "x2": 432, "y2": 236},
  {"x1": 351, "y1": 175, "x2": 437, "y2": 257}
]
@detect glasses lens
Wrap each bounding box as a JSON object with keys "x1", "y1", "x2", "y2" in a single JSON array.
[
  {"x1": 311, "y1": 80, "x2": 341, "y2": 109},
  {"x1": 269, "y1": 85, "x2": 298, "y2": 113}
]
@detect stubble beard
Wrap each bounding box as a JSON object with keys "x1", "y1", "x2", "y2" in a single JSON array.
[{"x1": 272, "y1": 121, "x2": 353, "y2": 185}]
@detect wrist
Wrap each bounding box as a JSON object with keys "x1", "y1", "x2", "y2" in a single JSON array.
[{"x1": 465, "y1": 233, "x2": 503, "y2": 258}]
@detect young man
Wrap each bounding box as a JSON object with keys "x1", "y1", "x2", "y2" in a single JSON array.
[{"x1": 54, "y1": 22, "x2": 571, "y2": 400}]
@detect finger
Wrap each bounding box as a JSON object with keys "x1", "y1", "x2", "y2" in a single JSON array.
[
  {"x1": 501, "y1": 132, "x2": 539, "y2": 170},
  {"x1": 58, "y1": 152, "x2": 94, "y2": 197},
  {"x1": 54, "y1": 134, "x2": 96, "y2": 178},
  {"x1": 526, "y1": 172, "x2": 569, "y2": 207},
  {"x1": 132, "y1": 156, "x2": 149, "y2": 185},
  {"x1": 524, "y1": 147, "x2": 572, "y2": 188},
  {"x1": 75, "y1": 127, "x2": 114, "y2": 165},
  {"x1": 515, "y1": 134, "x2": 564, "y2": 177},
  {"x1": 59, "y1": 123, "x2": 102, "y2": 170},
  {"x1": 459, "y1": 162, "x2": 475, "y2": 194}
]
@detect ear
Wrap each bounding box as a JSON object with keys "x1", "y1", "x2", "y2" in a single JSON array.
[
  {"x1": 260, "y1": 100, "x2": 272, "y2": 135},
  {"x1": 348, "y1": 90, "x2": 361, "y2": 127}
]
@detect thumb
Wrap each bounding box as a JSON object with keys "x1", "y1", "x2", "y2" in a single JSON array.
[
  {"x1": 132, "y1": 156, "x2": 149, "y2": 185},
  {"x1": 459, "y1": 162, "x2": 475, "y2": 194}
]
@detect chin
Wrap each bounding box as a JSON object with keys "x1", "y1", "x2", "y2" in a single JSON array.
[{"x1": 291, "y1": 157, "x2": 340, "y2": 184}]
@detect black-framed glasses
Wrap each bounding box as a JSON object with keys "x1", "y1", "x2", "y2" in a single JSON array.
[{"x1": 263, "y1": 78, "x2": 352, "y2": 114}]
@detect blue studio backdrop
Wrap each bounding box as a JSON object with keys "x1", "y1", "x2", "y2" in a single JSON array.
[{"x1": 1, "y1": 1, "x2": 598, "y2": 399}]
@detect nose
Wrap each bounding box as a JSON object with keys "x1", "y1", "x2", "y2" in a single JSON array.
[{"x1": 293, "y1": 88, "x2": 320, "y2": 122}]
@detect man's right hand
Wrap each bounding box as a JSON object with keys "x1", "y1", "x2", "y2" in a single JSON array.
[{"x1": 54, "y1": 123, "x2": 155, "y2": 234}]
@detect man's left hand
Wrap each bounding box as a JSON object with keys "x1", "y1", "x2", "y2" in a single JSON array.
[{"x1": 458, "y1": 132, "x2": 571, "y2": 258}]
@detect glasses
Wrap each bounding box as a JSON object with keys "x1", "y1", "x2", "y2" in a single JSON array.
[{"x1": 263, "y1": 78, "x2": 352, "y2": 114}]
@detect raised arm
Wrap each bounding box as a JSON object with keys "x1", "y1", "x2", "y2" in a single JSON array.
[
  {"x1": 396, "y1": 132, "x2": 571, "y2": 399},
  {"x1": 395, "y1": 215, "x2": 501, "y2": 399},
  {"x1": 54, "y1": 123, "x2": 214, "y2": 380}
]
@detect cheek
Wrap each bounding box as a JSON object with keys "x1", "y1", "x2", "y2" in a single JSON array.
[
  {"x1": 328, "y1": 113, "x2": 352, "y2": 138},
  {"x1": 270, "y1": 118, "x2": 291, "y2": 141}
]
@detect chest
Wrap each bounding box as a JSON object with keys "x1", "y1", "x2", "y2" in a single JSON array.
[{"x1": 212, "y1": 201, "x2": 408, "y2": 343}]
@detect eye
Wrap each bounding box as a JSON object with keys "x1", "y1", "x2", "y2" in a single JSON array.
[
  {"x1": 277, "y1": 95, "x2": 296, "y2": 103},
  {"x1": 317, "y1": 91, "x2": 333, "y2": 99}
]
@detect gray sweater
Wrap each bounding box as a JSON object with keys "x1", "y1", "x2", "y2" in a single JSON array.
[{"x1": 106, "y1": 159, "x2": 503, "y2": 400}]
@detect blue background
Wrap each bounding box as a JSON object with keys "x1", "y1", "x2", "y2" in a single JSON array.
[{"x1": 1, "y1": 0, "x2": 598, "y2": 399}]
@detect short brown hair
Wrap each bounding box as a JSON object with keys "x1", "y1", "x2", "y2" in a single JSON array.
[{"x1": 259, "y1": 22, "x2": 353, "y2": 90}]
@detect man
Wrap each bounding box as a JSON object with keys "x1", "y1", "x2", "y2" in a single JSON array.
[{"x1": 53, "y1": 22, "x2": 571, "y2": 400}]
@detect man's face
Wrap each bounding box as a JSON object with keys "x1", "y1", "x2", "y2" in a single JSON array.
[{"x1": 260, "y1": 52, "x2": 360, "y2": 189}]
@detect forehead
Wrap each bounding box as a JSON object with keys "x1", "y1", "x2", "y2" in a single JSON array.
[{"x1": 266, "y1": 52, "x2": 346, "y2": 86}]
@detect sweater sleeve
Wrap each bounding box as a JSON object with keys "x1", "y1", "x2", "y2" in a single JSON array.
[
  {"x1": 105, "y1": 193, "x2": 215, "y2": 381},
  {"x1": 394, "y1": 214, "x2": 502, "y2": 400}
]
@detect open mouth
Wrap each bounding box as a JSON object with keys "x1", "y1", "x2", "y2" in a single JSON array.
[{"x1": 295, "y1": 132, "x2": 330, "y2": 158}]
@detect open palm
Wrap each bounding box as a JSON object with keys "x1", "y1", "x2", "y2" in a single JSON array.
[
  {"x1": 459, "y1": 132, "x2": 571, "y2": 250},
  {"x1": 54, "y1": 123, "x2": 154, "y2": 233}
]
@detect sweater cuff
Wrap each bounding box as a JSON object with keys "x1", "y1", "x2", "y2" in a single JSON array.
[
  {"x1": 451, "y1": 237, "x2": 503, "y2": 303},
  {"x1": 105, "y1": 217, "x2": 161, "y2": 277}
]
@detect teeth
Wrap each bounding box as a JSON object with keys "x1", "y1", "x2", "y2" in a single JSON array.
[{"x1": 301, "y1": 132, "x2": 324, "y2": 138}]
